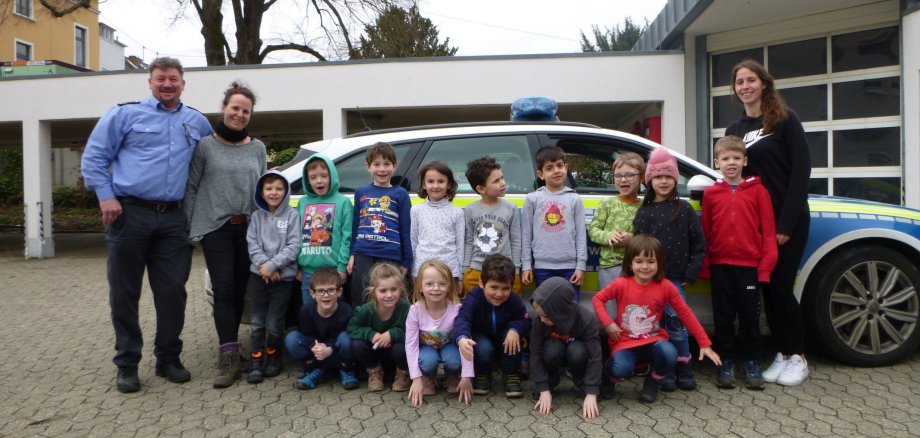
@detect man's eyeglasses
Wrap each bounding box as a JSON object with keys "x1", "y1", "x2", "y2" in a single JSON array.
[
  {"x1": 613, "y1": 173, "x2": 640, "y2": 181},
  {"x1": 313, "y1": 287, "x2": 339, "y2": 296}
]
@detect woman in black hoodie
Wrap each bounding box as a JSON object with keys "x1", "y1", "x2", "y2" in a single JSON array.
[{"x1": 725, "y1": 60, "x2": 811, "y2": 387}]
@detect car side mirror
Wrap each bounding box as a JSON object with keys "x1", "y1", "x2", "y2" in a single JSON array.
[{"x1": 687, "y1": 175, "x2": 715, "y2": 201}]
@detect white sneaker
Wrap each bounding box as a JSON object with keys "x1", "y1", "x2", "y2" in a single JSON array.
[
  {"x1": 776, "y1": 354, "x2": 809, "y2": 386},
  {"x1": 762, "y1": 353, "x2": 788, "y2": 383}
]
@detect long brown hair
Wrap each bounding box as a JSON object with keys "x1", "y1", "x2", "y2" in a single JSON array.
[
  {"x1": 730, "y1": 60, "x2": 788, "y2": 134},
  {"x1": 622, "y1": 234, "x2": 667, "y2": 282}
]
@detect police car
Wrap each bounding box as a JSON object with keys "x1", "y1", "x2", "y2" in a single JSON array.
[{"x1": 265, "y1": 111, "x2": 920, "y2": 368}]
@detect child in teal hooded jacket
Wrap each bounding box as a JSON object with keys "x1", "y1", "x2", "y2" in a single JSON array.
[{"x1": 298, "y1": 153, "x2": 353, "y2": 304}]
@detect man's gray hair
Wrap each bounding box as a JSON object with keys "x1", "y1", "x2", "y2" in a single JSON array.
[{"x1": 149, "y1": 57, "x2": 184, "y2": 76}]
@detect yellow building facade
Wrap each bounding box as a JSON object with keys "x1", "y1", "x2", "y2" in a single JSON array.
[{"x1": 0, "y1": 0, "x2": 100, "y2": 70}]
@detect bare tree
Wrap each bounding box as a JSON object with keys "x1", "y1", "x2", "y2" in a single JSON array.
[
  {"x1": 0, "y1": 0, "x2": 92, "y2": 26},
  {"x1": 174, "y1": 0, "x2": 409, "y2": 66}
]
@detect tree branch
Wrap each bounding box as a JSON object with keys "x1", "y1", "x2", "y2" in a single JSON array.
[
  {"x1": 38, "y1": 0, "x2": 91, "y2": 17},
  {"x1": 260, "y1": 43, "x2": 327, "y2": 63}
]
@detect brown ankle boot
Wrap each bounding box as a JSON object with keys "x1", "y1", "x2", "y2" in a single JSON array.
[
  {"x1": 392, "y1": 368, "x2": 411, "y2": 392},
  {"x1": 422, "y1": 376, "x2": 437, "y2": 395},
  {"x1": 366, "y1": 365, "x2": 384, "y2": 392},
  {"x1": 213, "y1": 350, "x2": 241, "y2": 389}
]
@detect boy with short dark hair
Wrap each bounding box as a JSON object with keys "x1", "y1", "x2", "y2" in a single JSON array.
[
  {"x1": 297, "y1": 153, "x2": 353, "y2": 305},
  {"x1": 702, "y1": 135, "x2": 778, "y2": 390},
  {"x1": 347, "y1": 142, "x2": 412, "y2": 305},
  {"x1": 462, "y1": 156, "x2": 523, "y2": 295},
  {"x1": 454, "y1": 254, "x2": 531, "y2": 398},
  {"x1": 284, "y1": 267, "x2": 358, "y2": 390},
  {"x1": 522, "y1": 146, "x2": 587, "y2": 301},
  {"x1": 245, "y1": 171, "x2": 301, "y2": 384}
]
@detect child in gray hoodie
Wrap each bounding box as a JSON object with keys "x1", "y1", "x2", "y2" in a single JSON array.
[
  {"x1": 521, "y1": 146, "x2": 587, "y2": 301},
  {"x1": 246, "y1": 171, "x2": 301, "y2": 383}
]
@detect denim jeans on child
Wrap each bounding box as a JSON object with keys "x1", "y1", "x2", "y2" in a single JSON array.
[
  {"x1": 352, "y1": 339, "x2": 408, "y2": 370},
  {"x1": 542, "y1": 338, "x2": 588, "y2": 386},
  {"x1": 285, "y1": 330, "x2": 353, "y2": 368},
  {"x1": 663, "y1": 279, "x2": 691, "y2": 358},
  {"x1": 534, "y1": 269, "x2": 580, "y2": 302},
  {"x1": 248, "y1": 274, "x2": 292, "y2": 351},
  {"x1": 472, "y1": 331, "x2": 523, "y2": 374},
  {"x1": 418, "y1": 344, "x2": 462, "y2": 377},
  {"x1": 607, "y1": 340, "x2": 677, "y2": 380}
]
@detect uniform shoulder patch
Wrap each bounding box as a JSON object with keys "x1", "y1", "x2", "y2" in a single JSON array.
[{"x1": 117, "y1": 101, "x2": 141, "y2": 106}]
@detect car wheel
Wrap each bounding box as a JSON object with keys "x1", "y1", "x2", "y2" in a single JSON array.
[{"x1": 810, "y1": 246, "x2": 920, "y2": 366}]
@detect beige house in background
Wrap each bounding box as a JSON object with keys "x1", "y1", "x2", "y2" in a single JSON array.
[{"x1": 0, "y1": 0, "x2": 100, "y2": 71}]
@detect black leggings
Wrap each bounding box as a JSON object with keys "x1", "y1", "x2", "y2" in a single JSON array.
[{"x1": 763, "y1": 212, "x2": 809, "y2": 355}]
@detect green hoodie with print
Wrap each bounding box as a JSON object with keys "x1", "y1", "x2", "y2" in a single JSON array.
[{"x1": 297, "y1": 153, "x2": 353, "y2": 274}]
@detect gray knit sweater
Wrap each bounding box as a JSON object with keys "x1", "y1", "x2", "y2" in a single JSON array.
[{"x1": 184, "y1": 134, "x2": 267, "y2": 239}]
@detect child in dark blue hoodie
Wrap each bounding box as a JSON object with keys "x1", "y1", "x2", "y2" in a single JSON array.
[
  {"x1": 454, "y1": 254, "x2": 531, "y2": 398},
  {"x1": 245, "y1": 171, "x2": 300, "y2": 384}
]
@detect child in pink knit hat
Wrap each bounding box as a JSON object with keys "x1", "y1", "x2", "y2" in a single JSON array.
[{"x1": 631, "y1": 147, "x2": 707, "y2": 393}]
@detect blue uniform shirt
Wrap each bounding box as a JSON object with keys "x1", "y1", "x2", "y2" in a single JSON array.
[{"x1": 82, "y1": 97, "x2": 214, "y2": 202}]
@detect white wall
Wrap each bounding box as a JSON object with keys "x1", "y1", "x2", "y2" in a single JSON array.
[{"x1": 98, "y1": 38, "x2": 124, "y2": 71}]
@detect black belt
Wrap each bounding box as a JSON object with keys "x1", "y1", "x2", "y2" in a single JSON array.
[{"x1": 119, "y1": 196, "x2": 181, "y2": 212}]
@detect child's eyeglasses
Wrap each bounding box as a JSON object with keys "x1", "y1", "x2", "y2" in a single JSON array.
[
  {"x1": 614, "y1": 173, "x2": 640, "y2": 181},
  {"x1": 313, "y1": 287, "x2": 338, "y2": 296},
  {"x1": 422, "y1": 282, "x2": 449, "y2": 290}
]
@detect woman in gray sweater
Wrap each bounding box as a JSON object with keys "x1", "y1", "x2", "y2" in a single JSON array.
[{"x1": 184, "y1": 82, "x2": 267, "y2": 388}]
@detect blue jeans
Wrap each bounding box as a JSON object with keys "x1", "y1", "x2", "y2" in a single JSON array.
[
  {"x1": 543, "y1": 338, "x2": 587, "y2": 386},
  {"x1": 352, "y1": 339, "x2": 408, "y2": 370},
  {"x1": 607, "y1": 340, "x2": 677, "y2": 380},
  {"x1": 418, "y1": 344, "x2": 462, "y2": 377},
  {"x1": 472, "y1": 332, "x2": 522, "y2": 374},
  {"x1": 249, "y1": 274, "x2": 292, "y2": 351},
  {"x1": 300, "y1": 271, "x2": 314, "y2": 306},
  {"x1": 534, "y1": 269, "x2": 580, "y2": 302},
  {"x1": 285, "y1": 330, "x2": 354, "y2": 371},
  {"x1": 664, "y1": 279, "x2": 691, "y2": 358}
]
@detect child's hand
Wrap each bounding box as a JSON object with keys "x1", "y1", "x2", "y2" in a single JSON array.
[
  {"x1": 522, "y1": 270, "x2": 533, "y2": 285},
  {"x1": 270, "y1": 271, "x2": 281, "y2": 283},
  {"x1": 604, "y1": 323, "x2": 621, "y2": 342},
  {"x1": 457, "y1": 377, "x2": 473, "y2": 404},
  {"x1": 408, "y1": 378, "x2": 425, "y2": 407},
  {"x1": 699, "y1": 346, "x2": 722, "y2": 366},
  {"x1": 338, "y1": 271, "x2": 348, "y2": 285},
  {"x1": 571, "y1": 270, "x2": 585, "y2": 286},
  {"x1": 399, "y1": 266, "x2": 408, "y2": 278},
  {"x1": 533, "y1": 390, "x2": 552, "y2": 415},
  {"x1": 347, "y1": 255, "x2": 355, "y2": 274},
  {"x1": 607, "y1": 230, "x2": 626, "y2": 246},
  {"x1": 582, "y1": 394, "x2": 599, "y2": 419},
  {"x1": 259, "y1": 264, "x2": 272, "y2": 279},
  {"x1": 376, "y1": 331, "x2": 392, "y2": 349},
  {"x1": 503, "y1": 330, "x2": 521, "y2": 355},
  {"x1": 458, "y1": 338, "x2": 476, "y2": 361},
  {"x1": 296, "y1": 271, "x2": 302, "y2": 282},
  {"x1": 777, "y1": 233, "x2": 790, "y2": 246},
  {"x1": 311, "y1": 341, "x2": 332, "y2": 361}
]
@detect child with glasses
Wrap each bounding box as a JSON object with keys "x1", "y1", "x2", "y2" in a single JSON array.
[
  {"x1": 588, "y1": 152, "x2": 646, "y2": 288},
  {"x1": 406, "y1": 260, "x2": 474, "y2": 407},
  {"x1": 284, "y1": 267, "x2": 359, "y2": 390}
]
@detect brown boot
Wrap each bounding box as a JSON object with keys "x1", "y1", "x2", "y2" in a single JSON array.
[
  {"x1": 213, "y1": 350, "x2": 241, "y2": 389},
  {"x1": 422, "y1": 376, "x2": 437, "y2": 395},
  {"x1": 366, "y1": 365, "x2": 384, "y2": 392},
  {"x1": 446, "y1": 375, "x2": 461, "y2": 394},
  {"x1": 393, "y1": 368, "x2": 411, "y2": 392}
]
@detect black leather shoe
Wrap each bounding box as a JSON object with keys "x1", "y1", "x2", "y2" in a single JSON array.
[
  {"x1": 116, "y1": 368, "x2": 141, "y2": 393},
  {"x1": 156, "y1": 360, "x2": 191, "y2": 383}
]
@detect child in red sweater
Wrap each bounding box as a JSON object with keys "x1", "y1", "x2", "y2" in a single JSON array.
[
  {"x1": 592, "y1": 235, "x2": 721, "y2": 403},
  {"x1": 702, "y1": 135, "x2": 777, "y2": 390}
]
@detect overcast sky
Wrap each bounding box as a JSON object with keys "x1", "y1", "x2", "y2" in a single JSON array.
[{"x1": 98, "y1": 0, "x2": 667, "y2": 67}]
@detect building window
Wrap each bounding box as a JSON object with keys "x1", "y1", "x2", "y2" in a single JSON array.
[
  {"x1": 709, "y1": 25, "x2": 902, "y2": 205},
  {"x1": 75, "y1": 26, "x2": 87, "y2": 68},
  {"x1": 14, "y1": 0, "x2": 32, "y2": 18},
  {"x1": 15, "y1": 41, "x2": 32, "y2": 61}
]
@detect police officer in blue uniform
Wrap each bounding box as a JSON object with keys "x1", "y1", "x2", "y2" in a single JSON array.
[{"x1": 82, "y1": 57, "x2": 214, "y2": 393}]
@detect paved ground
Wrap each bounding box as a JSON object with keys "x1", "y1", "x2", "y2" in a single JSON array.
[{"x1": 1, "y1": 233, "x2": 919, "y2": 438}]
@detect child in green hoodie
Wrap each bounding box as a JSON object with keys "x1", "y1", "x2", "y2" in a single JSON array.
[{"x1": 297, "y1": 154, "x2": 354, "y2": 304}]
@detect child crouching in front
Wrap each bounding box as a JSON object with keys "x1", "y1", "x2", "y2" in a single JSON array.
[
  {"x1": 284, "y1": 267, "x2": 358, "y2": 390},
  {"x1": 406, "y1": 260, "x2": 474, "y2": 407},
  {"x1": 348, "y1": 262, "x2": 411, "y2": 391},
  {"x1": 592, "y1": 235, "x2": 721, "y2": 403},
  {"x1": 454, "y1": 254, "x2": 532, "y2": 398},
  {"x1": 531, "y1": 277, "x2": 604, "y2": 419}
]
